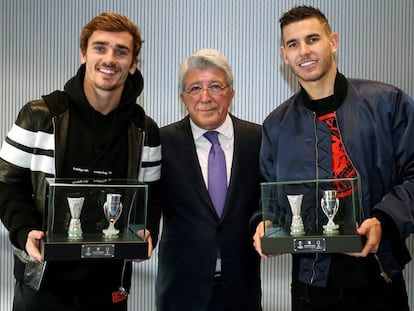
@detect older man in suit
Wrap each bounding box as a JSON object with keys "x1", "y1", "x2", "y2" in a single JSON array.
[{"x1": 156, "y1": 49, "x2": 262, "y2": 311}]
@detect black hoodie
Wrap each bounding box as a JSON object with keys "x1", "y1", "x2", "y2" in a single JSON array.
[
  {"x1": 62, "y1": 64, "x2": 145, "y2": 179},
  {"x1": 42, "y1": 64, "x2": 146, "y2": 294}
]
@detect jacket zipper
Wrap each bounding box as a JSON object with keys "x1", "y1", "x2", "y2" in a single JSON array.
[
  {"x1": 310, "y1": 112, "x2": 318, "y2": 284},
  {"x1": 374, "y1": 254, "x2": 393, "y2": 283},
  {"x1": 119, "y1": 127, "x2": 145, "y2": 295},
  {"x1": 118, "y1": 260, "x2": 129, "y2": 296},
  {"x1": 52, "y1": 117, "x2": 58, "y2": 175}
]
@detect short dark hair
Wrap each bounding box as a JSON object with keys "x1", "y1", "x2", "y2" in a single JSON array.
[
  {"x1": 279, "y1": 5, "x2": 331, "y2": 32},
  {"x1": 80, "y1": 12, "x2": 143, "y2": 61}
]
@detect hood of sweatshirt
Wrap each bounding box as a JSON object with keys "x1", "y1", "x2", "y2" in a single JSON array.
[
  {"x1": 63, "y1": 64, "x2": 144, "y2": 119},
  {"x1": 61, "y1": 64, "x2": 145, "y2": 179}
]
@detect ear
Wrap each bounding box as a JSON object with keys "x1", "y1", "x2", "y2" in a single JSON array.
[
  {"x1": 229, "y1": 89, "x2": 235, "y2": 101},
  {"x1": 80, "y1": 50, "x2": 86, "y2": 64},
  {"x1": 330, "y1": 32, "x2": 339, "y2": 54},
  {"x1": 280, "y1": 46, "x2": 289, "y2": 64},
  {"x1": 79, "y1": 50, "x2": 86, "y2": 64},
  {"x1": 129, "y1": 59, "x2": 138, "y2": 75}
]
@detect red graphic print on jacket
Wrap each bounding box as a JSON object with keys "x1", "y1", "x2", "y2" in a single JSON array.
[{"x1": 317, "y1": 113, "x2": 356, "y2": 197}]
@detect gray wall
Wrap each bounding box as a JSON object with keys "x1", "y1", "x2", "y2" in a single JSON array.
[{"x1": 1, "y1": 0, "x2": 413, "y2": 310}]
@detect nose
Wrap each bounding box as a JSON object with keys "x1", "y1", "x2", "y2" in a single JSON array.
[
  {"x1": 102, "y1": 50, "x2": 117, "y2": 64},
  {"x1": 200, "y1": 88, "x2": 213, "y2": 101},
  {"x1": 299, "y1": 43, "x2": 311, "y2": 55}
]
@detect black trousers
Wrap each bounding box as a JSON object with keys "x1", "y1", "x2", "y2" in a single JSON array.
[
  {"x1": 12, "y1": 281, "x2": 128, "y2": 311},
  {"x1": 291, "y1": 272, "x2": 409, "y2": 311},
  {"x1": 208, "y1": 275, "x2": 227, "y2": 311}
]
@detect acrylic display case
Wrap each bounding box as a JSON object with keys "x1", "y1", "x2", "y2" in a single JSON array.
[
  {"x1": 41, "y1": 178, "x2": 148, "y2": 261},
  {"x1": 260, "y1": 178, "x2": 363, "y2": 254}
]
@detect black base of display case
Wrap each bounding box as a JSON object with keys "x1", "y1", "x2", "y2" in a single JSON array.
[
  {"x1": 261, "y1": 229, "x2": 362, "y2": 254},
  {"x1": 42, "y1": 230, "x2": 148, "y2": 261}
]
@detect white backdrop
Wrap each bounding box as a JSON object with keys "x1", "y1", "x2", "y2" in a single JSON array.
[{"x1": 1, "y1": 0, "x2": 413, "y2": 310}]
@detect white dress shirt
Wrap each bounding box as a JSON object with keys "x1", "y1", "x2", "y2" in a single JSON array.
[{"x1": 190, "y1": 114, "x2": 234, "y2": 188}]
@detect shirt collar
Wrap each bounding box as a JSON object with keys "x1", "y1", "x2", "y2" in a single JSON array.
[{"x1": 190, "y1": 114, "x2": 234, "y2": 141}]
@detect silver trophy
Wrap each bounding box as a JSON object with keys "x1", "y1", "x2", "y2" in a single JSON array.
[
  {"x1": 67, "y1": 196, "x2": 85, "y2": 240},
  {"x1": 102, "y1": 193, "x2": 123, "y2": 238},
  {"x1": 288, "y1": 194, "x2": 305, "y2": 236},
  {"x1": 321, "y1": 190, "x2": 340, "y2": 234}
]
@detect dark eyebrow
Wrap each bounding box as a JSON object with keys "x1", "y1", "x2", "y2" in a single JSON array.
[
  {"x1": 285, "y1": 33, "x2": 320, "y2": 46},
  {"x1": 115, "y1": 44, "x2": 131, "y2": 51},
  {"x1": 92, "y1": 41, "x2": 131, "y2": 51},
  {"x1": 306, "y1": 33, "x2": 320, "y2": 39},
  {"x1": 92, "y1": 40, "x2": 109, "y2": 46},
  {"x1": 285, "y1": 39, "x2": 297, "y2": 46}
]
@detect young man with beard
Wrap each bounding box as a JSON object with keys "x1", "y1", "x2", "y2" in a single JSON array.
[{"x1": 253, "y1": 6, "x2": 414, "y2": 311}]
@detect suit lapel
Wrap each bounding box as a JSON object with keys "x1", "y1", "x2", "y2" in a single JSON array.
[
  {"x1": 221, "y1": 116, "x2": 250, "y2": 219},
  {"x1": 175, "y1": 117, "x2": 214, "y2": 210}
]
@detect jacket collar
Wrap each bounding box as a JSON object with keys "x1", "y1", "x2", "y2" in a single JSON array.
[{"x1": 301, "y1": 71, "x2": 348, "y2": 115}]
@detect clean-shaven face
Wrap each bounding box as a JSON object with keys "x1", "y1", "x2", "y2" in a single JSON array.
[
  {"x1": 181, "y1": 67, "x2": 234, "y2": 130},
  {"x1": 81, "y1": 30, "x2": 137, "y2": 93},
  {"x1": 280, "y1": 17, "x2": 338, "y2": 85}
]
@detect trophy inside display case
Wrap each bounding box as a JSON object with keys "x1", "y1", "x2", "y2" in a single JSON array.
[
  {"x1": 67, "y1": 196, "x2": 85, "y2": 240},
  {"x1": 41, "y1": 178, "x2": 148, "y2": 261},
  {"x1": 102, "y1": 193, "x2": 123, "y2": 238},
  {"x1": 260, "y1": 177, "x2": 362, "y2": 254}
]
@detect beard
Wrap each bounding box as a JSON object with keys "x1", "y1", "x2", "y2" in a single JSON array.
[{"x1": 292, "y1": 57, "x2": 335, "y2": 83}]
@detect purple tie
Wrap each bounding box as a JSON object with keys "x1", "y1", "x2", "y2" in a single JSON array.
[{"x1": 204, "y1": 131, "x2": 227, "y2": 217}]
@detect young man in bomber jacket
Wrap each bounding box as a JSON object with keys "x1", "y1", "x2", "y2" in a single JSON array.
[{"x1": 253, "y1": 5, "x2": 414, "y2": 311}]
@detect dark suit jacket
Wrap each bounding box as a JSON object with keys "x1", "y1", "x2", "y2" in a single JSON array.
[{"x1": 156, "y1": 114, "x2": 262, "y2": 311}]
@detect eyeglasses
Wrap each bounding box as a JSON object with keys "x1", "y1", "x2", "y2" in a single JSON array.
[{"x1": 184, "y1": 83, "x2": 229, "y2": 96}]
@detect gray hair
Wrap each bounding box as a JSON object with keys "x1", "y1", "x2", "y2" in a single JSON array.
[{"x1": 178, "y1": 48, "x2": 234, "y2": 92}]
